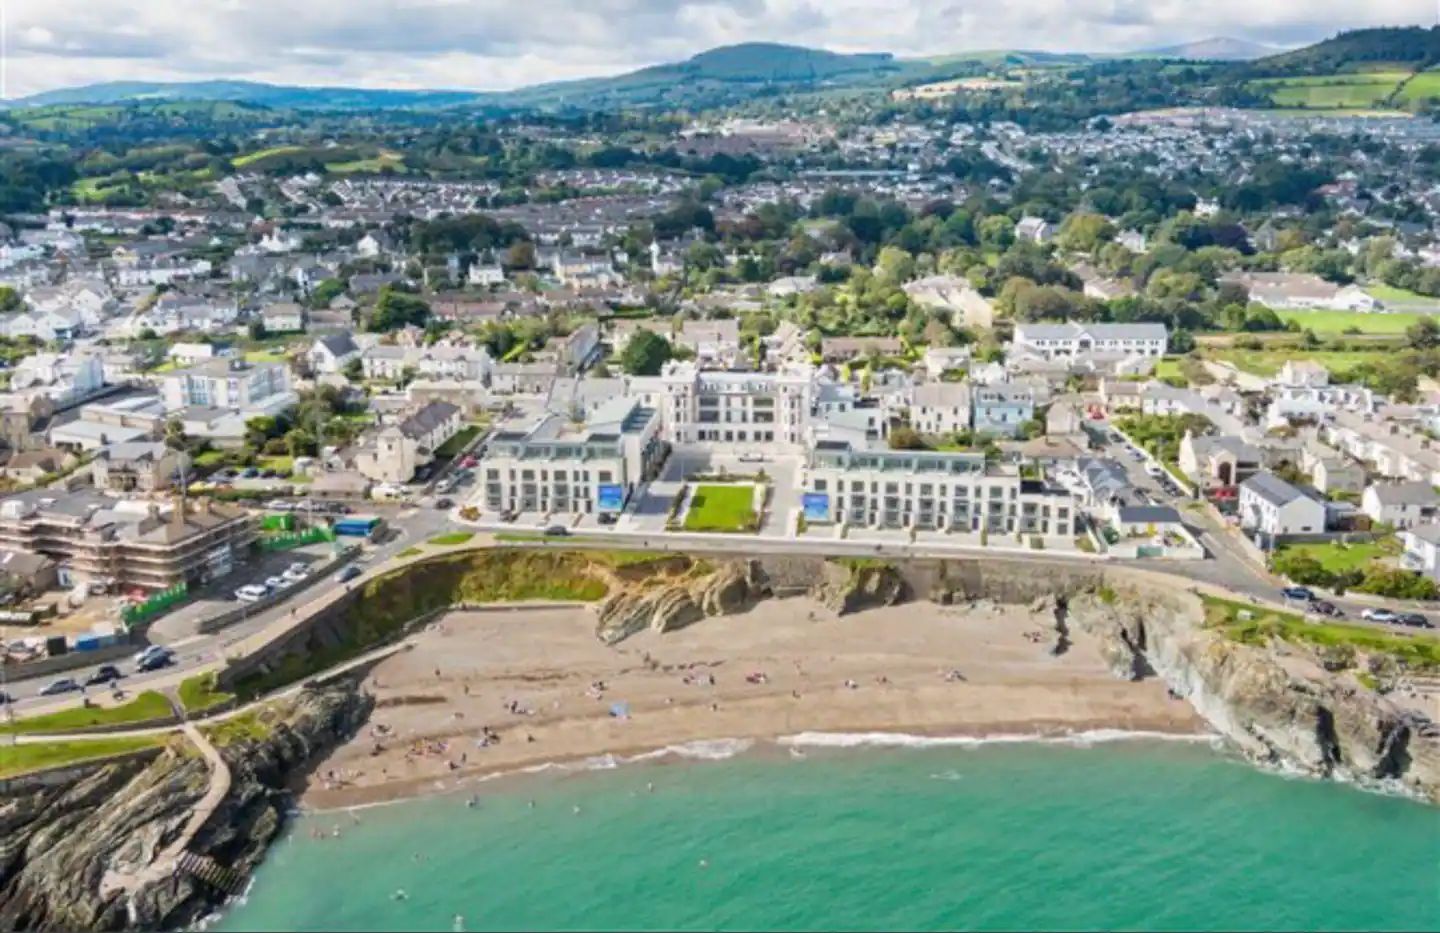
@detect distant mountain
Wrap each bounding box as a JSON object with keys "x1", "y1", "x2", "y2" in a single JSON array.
[
  {"x1": 1246, "y1": 26, "x2": 1440, "y2": 76},
  {"x1": 6, "y1": 79, "x2": 485, "y2": 111},
  {"x1": 504, "y1": 42, "x2": 908, "y2": 108},
  {"x1": 1142, "y1": 37, "x2": 1280, "y2": 62}
]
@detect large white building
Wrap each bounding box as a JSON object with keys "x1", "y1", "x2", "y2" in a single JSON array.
[
  {"x1": 1238, "y1": 472, "x2": 1326, "y2": 539},
  {"x1": 804, "y1": 441, "x2": 1073, "y2": 536},
  {"x1": 158, "y1": 358, "x2": 296, "y2": 417},
  {"x1": 630, "y1": 361, "x2": 814, "y2": 450},
  {"x1": 1011, "y1": 323, "x2": 1167, "y2": 361},
  {"x1": 481, "y1": 397, "x2": 665, "y2": 517}
]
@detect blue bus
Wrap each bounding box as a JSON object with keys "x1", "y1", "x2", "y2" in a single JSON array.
[{"x1": 333, "y1": 515, "x2": 384, "y2": 540}]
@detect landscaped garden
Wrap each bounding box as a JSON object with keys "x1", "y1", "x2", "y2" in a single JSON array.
[{"x1": 682, "y1": 484, "x2": 760, "y2": 533}]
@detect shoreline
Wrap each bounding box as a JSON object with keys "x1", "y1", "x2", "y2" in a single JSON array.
[
  {"x1": 300, "y1": 722, "x2": 1218, "y2": 813},
  {"x1": 296, "y1": 598, "x2": 1207, "y2": 811}
]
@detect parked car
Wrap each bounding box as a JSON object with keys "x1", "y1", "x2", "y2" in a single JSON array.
[
  {"x1": 1397, "y1": 613, "x2": 1433, "y2": 629},
  {"x1": 1361, "y1": 608, "x2": 1398, "y2": 623},
  {"x1": 1311, "y1": 601, "x2": 1343, "y2": 618},
  {"x1": 241, "y1": 467, "x2": 259, "y2": 479},
  {"x1": 435, "y1": 498, "x2": 453, "y2": 510},
  {"x1": 336, "y1": 565, "x2": 363, "y2": 583},
  {"x1": 265, "y1": 575, "x2": 290, "y2": 590},
  {"x1": 85, "y1": 664, "x2": 123, "y2": 686},
  {"x1": 234, "y1": 584, "x2": 269, "y2": 602},
  {"x1": 544, "y1": 525, "x2": 570, "y2": 536},
  {"x1": 282, "y1": 563, "x2": 310, "y2": 582},
  {"x1": 1281, "y1": 586, "x2": 1315, "y2": 602},
  {"x1": 597, "y1": 513, "x2": 618, "y2": 525},
  {"x1": 38, "y1": 678, "x2": 80, "y2": 697}
]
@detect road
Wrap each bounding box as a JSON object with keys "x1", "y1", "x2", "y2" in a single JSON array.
[{"x1": 1, "y1": 499, "x2": 454, "y2": 717}]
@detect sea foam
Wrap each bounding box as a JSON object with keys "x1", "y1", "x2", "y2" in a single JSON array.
[{"x1": 777, "y1": 729, "x2": 1220, "y2": 750}]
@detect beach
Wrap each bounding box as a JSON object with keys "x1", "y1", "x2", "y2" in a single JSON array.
[{"x1": 302, "y1": 597, "x2": 1204, "y2": 809}]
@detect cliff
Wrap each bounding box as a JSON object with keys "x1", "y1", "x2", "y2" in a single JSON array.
[
  {"x1": 595, "y1": 559, "x2": 772, "y2": 644},
  {"x1": 0, "y1": 683, "x2": 372, "y2": 931},
  {"x1": 1067, "y1": 586, "x2": 1440, "y2": 802}
]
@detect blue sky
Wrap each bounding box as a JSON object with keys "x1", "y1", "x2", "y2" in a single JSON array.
[{"x1": 3, "y1": 0, "x2": 1433, "y2": 97}]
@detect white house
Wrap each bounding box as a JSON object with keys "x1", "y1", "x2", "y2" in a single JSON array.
[
  {"x1": 1015, "y1": 216, "x2": 1054, "y2": 244},
  {"x1": 909, "y1": 383, "x2": 972, "y2": 435},
  {"x1": 1011, "y1": 322, "x2": 1167, "y2": 360},
  {"x1": 309, "y1": 334, "x2": 361, "y2": 375},
  {"x1": 1238, "y1": 472, "x2": 1327, "y2": 539},
  {"x1": 1401, "y1": 525, "x2": 1440, "y2": 581},
  {"x1": 1361, "y1": 481, "x2": 1440, "y2": 530}
]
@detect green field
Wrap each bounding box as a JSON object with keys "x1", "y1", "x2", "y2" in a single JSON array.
[
  {"x1": 1275, "y1": 309, "x2": 1435, "y2": 335},
  {"x1": 1249, "y1": 72, "x2": 1411, "y2": 109},
  {"x1": 1, "y1": 691, "x2": 173, "y2": 735},
  {"x1": 1203, "y1": 347, "x2": 1391, "y2": 378},
  {"x1": 232, "y1": 145, "x2": 309, "y2": 168},
  {"x1": 0, "y1": 736, "x2": 167, "y2": 778},
  {"x1": 1364, "y1": 283, "x2": 1432, "y2": 302},
  {"x1": 326, "y1": 152, "x2": 406, "y2": 174},
  {"x1": 1275, "y1": 536, "x2": 1400, "y2": 574},
  {"x1": 1395, "y1": 70, "x2": 1440, "y2": 105},
  {"x1": 683, "y1": 485, "x2": 759, "y2": 533}
]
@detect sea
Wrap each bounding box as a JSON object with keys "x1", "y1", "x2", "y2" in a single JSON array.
[{"x1": 214, "y1": 734, "x2": 1440, "y2": 932}]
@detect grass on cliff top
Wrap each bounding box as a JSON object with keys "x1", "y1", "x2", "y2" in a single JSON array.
[
  {"x1": 427, "y1": 532, "x2": 475, "y2": 547},
  {"x1": 0, "y1": 736, "x2": 166, "y2": 778},
  {"x1": 231, "y1": 549, "x2": 614, "y2": 701},
  {"x1": 178, "y1": 673, "x2": 234, "y2": 715},
  {"x1": 1201, "y1": 595, "x2": 1440, "y2": 669},
  {"x1": 202, "y1": 710, "x2": 274, "y2": 747},
  {"x1": 0, "y1": 690, "x2": 173, "y2": 735},
  {"x1": 683, "y1": 484, "x2": 759, "y2": 533}
]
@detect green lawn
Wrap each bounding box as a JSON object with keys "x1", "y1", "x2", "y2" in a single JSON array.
[
  {"x1": 177, "y1": 673, "x2": 234, "y2": 714},
  {"x1": 194, "y1": 449, "x2": 229, "y2": 468},
  {"x1": 0, "y1": 736, "x2": 167, "y2": 778},
  {"x1": 243, "y1": 349, "x2": 289, "y2": 364},
  {"x1": 1275, "y1": 309, "x2": 1434, "y2": 336},
  {"x1": 1203, "y1": 347, "x2": 1393, "y2": 378},
  {"x1": 436, "y1": 425, "x2": 483, "y2": 459},
  {"x1": 426, "y1": 532, "x2": 474, "y2": 547},
  {"x1": 1364, "y1": 283, "x2": 1431, "y2": 302},
  {"x1": 1202, "y1": 595, "x2": 1440, "y2": 670},
  {"x1": 1153, "y1": 356, "x2": 1187, "y2": 386},
  {"x1": 1395, "y1": 70, "x2": 1440, "y2": 106},
  {"x1": 1275, "y1": 537, "x2": 1400, "y2": 574},
  {"x1": 1, "y1": 691, "x2": 173, "y2": 735},
  {"x1": 256, "y1": 455, "x2": 295, "y2": 475},
  {"x1": 683, "y1": 484, "x2": 759, "y2": 533}
]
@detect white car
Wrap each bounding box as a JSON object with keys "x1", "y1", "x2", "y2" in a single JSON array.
[
  {"x1": 234, "y1": 584, "x2": 269, "y2": 602},
  {"x1": 265, "y1": 575, "x2": 290, "y2": 590},
  {"x1": 1143, "y1": 462, "x2": 1164, "y2": 477},
  {"x1": 282, "y1": 563, "x2": 310, "y2": 582}
]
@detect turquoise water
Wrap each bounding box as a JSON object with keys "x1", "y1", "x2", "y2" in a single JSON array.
[{"x1": 217, "y1": 739, "x2": 1440, "y2": 932}]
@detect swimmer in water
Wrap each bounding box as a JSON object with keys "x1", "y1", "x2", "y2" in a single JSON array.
[
  {"x1": 392, "y1": 889, "x2": 408, "y2": 901},
  {"x1": 699, "y1": 858, "x2": 709, "y2": 869},
  {"x1": 452, "y1": 914, "x2": 465, "y2": 932},
  {"x1": 572, "y1": 804, "x2": 582, "y2": 815}
]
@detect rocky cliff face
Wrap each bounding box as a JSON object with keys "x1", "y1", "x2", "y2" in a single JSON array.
[
  {"x1": 1067, "y1": 587, "x2": 1440, "y2": 803},
  {"x1": 0, "y1": 683, "x2": 372, "y2": 932},
  {"x1": 809, "y1": 560, "x2": 906, "y2": 614},
  {"x1": 595, "y1": 559, "x2": 772, "y2": 644}
]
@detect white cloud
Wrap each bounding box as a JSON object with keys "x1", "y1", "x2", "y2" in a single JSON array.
[{"x1": 1, "y1": 0, "x2": 1432, "y2": 98}]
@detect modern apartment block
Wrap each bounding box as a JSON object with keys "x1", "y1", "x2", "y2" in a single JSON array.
[
  {"x1": 803, "y1": 441, "x2": 1073, "y2": 535},
  {"x1": 0, "y1": 491, "x2": 256, "y2": 591},
  {"x1": 630, "y1": 361, "x2": 813, "y2": 449},
  {"x1": 158, "y1": 358, "x2": 297, "y2": 417},
  {"x1": 482, "y1": 397, "x2": 664, "y2": 516}
]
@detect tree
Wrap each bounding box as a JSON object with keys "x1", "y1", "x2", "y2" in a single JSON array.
[
  {"x1": 0, "y1": 286, "x2": 21, "y2": 313},
  {"x1": 1407, "y1": 316, "x2": 1440, "y2": 350},
  {"x1": 1057, "y1": 212, "x2": 1114, "y2": 253},
  {"x1": 248, "y1": 319, "x2": 268, "y2": 341},
  {"x1": 343, "y1": 357, "x2": 364, "y2": 381},
  {"x1": 369, "y1": 287, "x2": 430, "y2": 332},
  {"x1": 620, "y1": 329, "x2": 673, "y2": 376},
  {"x1": 308, "y1": 278, "x2": 345, "y2": 309},
  {"x1": 504, "y1": 240, "x2": 537, "y2": 270},
  {"x1": 888, "y1": 426, "x2": 928, "y2": 450}
]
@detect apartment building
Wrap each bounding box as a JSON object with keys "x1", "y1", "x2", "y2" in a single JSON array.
[
  {"x1": 481, "y1": 397, "x2": 664, "y2": 517},
  {"x1": 804, "y1": 441, "x2": 1072, "y2": 536},
  {"x1": 1011, "y1": 322, "x2": 1167, "y2": 360},
  {"x1": 630, "y1": 361, "x2": 814, "y2": 450},
  {"x1": 0, "y1": 491, "x2": 256, "y2": 591},
  {"x1": 158, "y1": 358, "x2": 296, "y2": 417}
]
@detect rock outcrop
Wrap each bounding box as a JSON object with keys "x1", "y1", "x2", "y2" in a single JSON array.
[
  {"x1": 594, "y1": 559, "x2": 771, "y2": 644},
  {"x1": 1067, "y1": 586, "x2": 1440, "y2": 803},
  {"x1": 809, "y1": 559, "x2": 906, "y2": 614},
  {"x1": 0, "y1": 683, "x2": 372, "y2": 932}
]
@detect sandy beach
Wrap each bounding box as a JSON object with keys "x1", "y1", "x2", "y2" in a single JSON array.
[{"x1": 301, "y1": 598, "x2": 1206, "y2": 810}]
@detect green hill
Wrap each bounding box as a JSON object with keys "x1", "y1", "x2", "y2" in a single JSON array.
[{"x1": 1247, "y1": 26, "x2": 1440, "y2": 77}]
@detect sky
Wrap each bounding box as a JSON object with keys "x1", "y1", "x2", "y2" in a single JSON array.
[{"x1": 1, "y1": 0, "x2": 1434, "y2": 98}]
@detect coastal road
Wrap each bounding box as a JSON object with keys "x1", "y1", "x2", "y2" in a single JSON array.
[{"x1": 0, "y1": 502, "x2": 455, "y2": 717}]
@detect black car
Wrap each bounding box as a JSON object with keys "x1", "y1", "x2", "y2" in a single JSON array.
[
  {"x1": 85, "y1": 664, "x2": 123, "y2": 686},
  {"x1": 336, "y1": 564, "x2": 363, "y2": 583},
  {"x1": 1311, "y1": 600, "x2": 1343, "y2": 618},
  {"x1": 1398, "y1": 613, "x2": 1434, "y2": 629},
  {"x1": 137, "y1": 651, "x2": 175, "y2": 673},
  {"x1": 435, "y1": 498, "x2": 453, "y2": 509}
]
